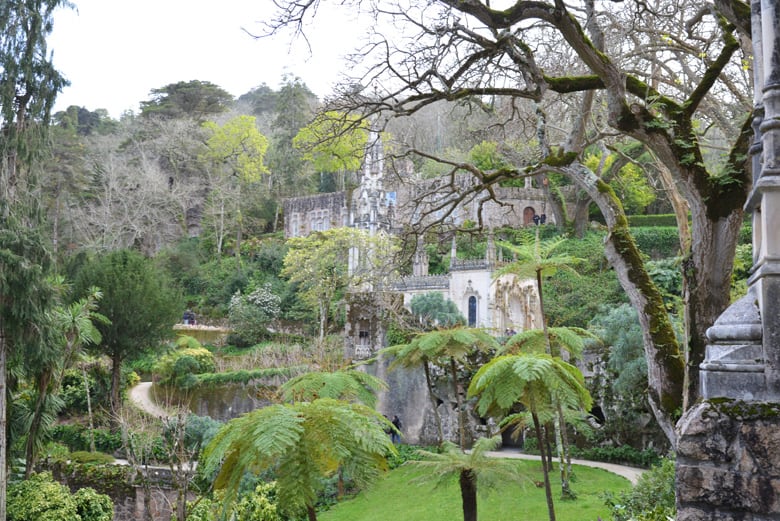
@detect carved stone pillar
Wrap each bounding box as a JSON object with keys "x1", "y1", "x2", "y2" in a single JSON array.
[{"x1": 677, "y1": 0, "x2": 780, "y2": 518}]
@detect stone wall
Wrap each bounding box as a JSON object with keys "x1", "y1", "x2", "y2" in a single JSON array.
[
  {"x1": 677, "y1": 400, "x2": 780, "y2": 520},
  {"x1": 53, "y1": 462, "x2": 193, "y2": 521}
]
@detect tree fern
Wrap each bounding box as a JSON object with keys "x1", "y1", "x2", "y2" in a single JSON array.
[
  {"x1": 202, "y1": 398, "x2": 395, "y2": 520},
  {"x1": 468, "y1": 352, "x2": 592, "y2": 521},
  {"x1": 279, "y1": 369, "x2": 387, "y2": 407},
  {"x1": 409, "y1": 436, "x2": 530, "y2": 521},
  {"x1": 382, "y1": 327, "x2": 499, "y2": 448}
]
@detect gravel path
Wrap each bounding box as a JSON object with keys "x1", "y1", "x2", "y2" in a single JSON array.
[
  {"x1": 486, "y1": 449, "x2": 645, "y2": 485},
  {"x1": 128, "y1": 383, "x2": 645, "y2": 485},
  {"x1": 128, "y1": 381, "x2": 170, "y2": 419}
]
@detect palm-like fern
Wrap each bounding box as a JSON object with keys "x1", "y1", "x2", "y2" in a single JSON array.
[
  {"x1": 202, "y1": 398, "x2": 395, "y2": 521},
  {"x1": 278, "y1": 369, "x2": 388, "y2": 408},
  {"x1": 503, "y1": 326, "x2": 596, "y2": 358},
  {"x1": 468, "y1": 352, "x2": 592, "y2": 521},
  {"x1": 382, "y1": 327, "x2": 500, "y2": 448},
  {"x1": 495, "y1": 231, "x2": 583, "y2": 354},
  {"x1": 409, "y1": 435, "x2": 530, "y2": 521}
]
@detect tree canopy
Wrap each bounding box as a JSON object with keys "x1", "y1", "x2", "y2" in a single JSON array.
[{"x1": 140, "y1": 80, "x2": 234, "y2": 120}]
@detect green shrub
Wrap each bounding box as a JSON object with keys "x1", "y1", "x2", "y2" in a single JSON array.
[
  {"x1": 50, "y1": 425, "x2": 123, "y2": 454},
  {"x1": 8, "y1": 472, "x2": 80, "y2": 521},
  {"x1": 155, "y1": 346, "x2": 216, "y2": 386},
  {"x1": 68, "y1": 451, "x2": 115, "y2": 465},
  {"x1": 627, "y1": 214, "x2": 678, "y2": 227},
  {"x1": 629, "y1": 227, "x2": 681, "y2": 259},
  {"x1": 386, "y1": 443, "x2": 433, "y2": 469},
  {"x1": 571, "y1": 445, "x2": 662, "y2": 468},
  {"x1": 73, "y1": 487, "x2": 114, "y2": 521},
  {"x1": 603, "y1": 457, "x2": 675, "y2": 521}
]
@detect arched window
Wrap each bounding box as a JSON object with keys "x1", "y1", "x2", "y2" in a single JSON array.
[{"x1": 468, "y1": 296, "x2": 477, "y2": 327}]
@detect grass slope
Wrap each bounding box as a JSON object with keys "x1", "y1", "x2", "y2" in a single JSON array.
[{"x1": 319, "y1": 459, "x2": 630, "y2": 521}]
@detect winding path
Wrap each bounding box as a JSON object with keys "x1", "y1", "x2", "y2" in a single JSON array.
[
  {"x1": 128, "y1": 382, "x2": 644, "y2": 484},
  {"x1": 486, "y1": 450, "x2": 644, "y2": 485},
  {"x1": 129, "y1": 381, "x2": 170, "y2": 419}
]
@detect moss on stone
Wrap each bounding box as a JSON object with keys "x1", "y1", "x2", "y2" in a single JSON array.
[{"x1": 706, "y1": 398, "x2": 780, "y2": 420}]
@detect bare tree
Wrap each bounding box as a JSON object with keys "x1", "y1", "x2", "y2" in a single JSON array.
[{"x1": 268, "y1": 0, "x2": 752, "y2": 443}]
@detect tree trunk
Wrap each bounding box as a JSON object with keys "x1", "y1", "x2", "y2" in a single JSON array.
[
  {"x1": 319, "y1": 302, "x2": 327, "y2": 344},
  {"x1": 110, "y1": 352, "x2": 123, "y2": 428},
  {"x1": 555, "y1": 404, "x2": 574, "y2": 499},
  {"x1": 450, "y1": 356, "x2": 466, "y2": 449},
  {"x1": 423, "y1": 360, "x2": 445, "y2": 445},
  {"x1": 459, "y1": 469, "x2": 478, "y2": 521},
  {"x1": 0, "y1": 324, "x2": 7, "y2": 521},
  {"x1": 571, "y1": 195, "x2": 591, "y2": 238},
  {"x1": 306, "y1": 504, "x2": 318, "y2": 521},
  {"x1": 25, "y1": 368, "x2": 53, "y2": 477},
  {"x1": 83, "y1": 367, "x2": 96, "y2": 452},
  {"x1": 559, "y1": 163, "x2": 685, "y2": 444},
  {"x1": 532, "y1": 408, "x2": 556, "y2": 521}
]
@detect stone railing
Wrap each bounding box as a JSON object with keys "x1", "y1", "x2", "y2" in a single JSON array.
[{"x1": 393, "y1": 275, "x2": 449, "y2": 291}]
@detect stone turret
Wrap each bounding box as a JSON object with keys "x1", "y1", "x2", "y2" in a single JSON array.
[{"x1": 351, "y1": 129, "x2": 391, "y2": 235}]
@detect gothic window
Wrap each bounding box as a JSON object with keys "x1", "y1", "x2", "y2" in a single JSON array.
[
  {"x1": 291, "y1": 214, "x2": 300, "y2": 237},
  {"x1": 321, "y1": 210, "x2": 330, "y2": 231},
  {"x1": 468, "y1": 296, "x2": 477, "y2": 327}
]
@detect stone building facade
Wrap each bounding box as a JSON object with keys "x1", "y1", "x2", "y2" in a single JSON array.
[{"x1": 283, "y1": 133, "x2": 550, "y2": 444}]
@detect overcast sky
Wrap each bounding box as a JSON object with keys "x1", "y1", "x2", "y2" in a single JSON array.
[{"x1": 49, "y1": 1, "x2": 363, "y2": 118}]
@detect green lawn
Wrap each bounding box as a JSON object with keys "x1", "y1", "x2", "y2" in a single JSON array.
[{"x1": 319, "y1": 459, "x2": 630, "y2": 521}]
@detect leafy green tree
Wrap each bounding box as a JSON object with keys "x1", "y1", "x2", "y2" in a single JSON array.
[
  {"x1": 53, "y1": 105, "x2": 117, "y2": 136},
  {"x1": 228, "y1": 284, "x2": 281, "y2": 346},
  {"x1": 409, "y1": 436, "x2": 528, "y2": 521},
  {"x1": 588, "y1": 303, "x2": 668, "y2": 448},
  {"x1": 24, "y1": 284, "x2": 108, "y2": 476},
  {"x1": 468, "y1": 352, "x2": 592, "y2": 521},
  {"x1": 468, "y1": 141, "x2": 508, "y2": 171},
  {"x1": 0, "y1": 2, "x2": 69, "y2": 514},
  {"x1": 267, "y1": 75, "x2": 317, "y2": 205},
  {"x1": 202, "y1": 398, "x2": 396, "y2": 521},
  {"x1": 293, "y1": 111, "x2": 368, "y2": 192},
  {"x1": 279, "y1": 369, "x2": 387, "y2": 408},
  {"x1": 281, "y1": 227, "x2": 398, "y2": 342},
  {"x1": 73, "y1": 249, "x2": 181, "y2": 419},
  {"x1": 409, "y1": 292, "x2": 465, "y2": 329},
  {"x1": 383, "y1": 327, "x2": 499, "y2": 448},
  {"x1": 140, "y1": 80, "x2": 233, "y2": 120},
  {"x1": 201, "y1": 115, "x2": 269, "y2": 266},
  {"x1": 582, "y1": 152, "x2": 656, "y2": 215}
]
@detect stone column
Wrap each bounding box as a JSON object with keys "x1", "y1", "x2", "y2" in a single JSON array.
[{"x1": 676, "y1": 0, "x2": 780, "y2": 518}]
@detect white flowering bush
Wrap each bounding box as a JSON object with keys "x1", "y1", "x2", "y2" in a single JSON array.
[{"x1": 228, "y1": 284, "x2": 281, "y2": 346}]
